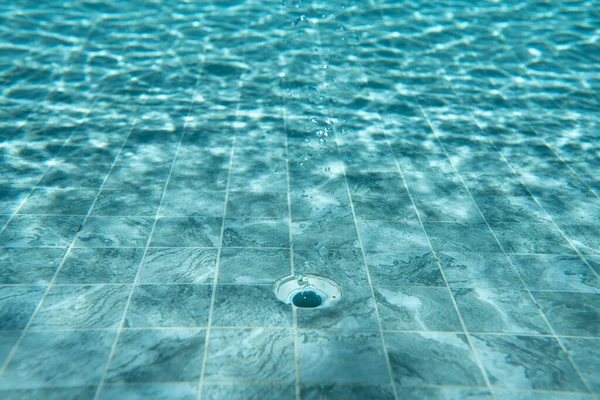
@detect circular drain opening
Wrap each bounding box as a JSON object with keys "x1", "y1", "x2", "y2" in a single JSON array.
[{"x1": 274, "y1": 274, "x2": 341, "y2": 309}]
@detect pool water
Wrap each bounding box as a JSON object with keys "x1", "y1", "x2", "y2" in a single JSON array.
[{"x1": 0, "y1": 0, "x2": 599, "y2": 399}]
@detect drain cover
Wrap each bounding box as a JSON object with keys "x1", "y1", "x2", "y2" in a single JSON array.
[{"x1": 274, "y1": 274, "x2": 341, "y2": 309}]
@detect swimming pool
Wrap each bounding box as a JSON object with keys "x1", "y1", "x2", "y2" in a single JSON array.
[{"x1": 1, "y1": 0, "x2": 599, "y2": 399}]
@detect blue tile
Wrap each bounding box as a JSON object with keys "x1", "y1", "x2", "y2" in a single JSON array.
[
  {"x1": 471, "y1": 334, "x2": 587, "y2": 391},
  {"x1": 0, "y1": 386, "x2": 98, "y2": 400},
  {"x1": 346, "y1": 171, "x2": 407, "y2": 197},
  {"x1": 0, "y1": 286, "x2": 46, "y2": 330},
  {"x1": 375, "y1": 286, "x2": 461, "y2": 331},
  {"x1": 385, "y1": 331, "x2": 485, "y2": 386},
  {"x1": 294, "y1": 249, "x2": 368, "y2": 286},
  {"x1": 58, "y1": 248, "x2": 144, "y2": 284},
  {"x1": 0, "y1": 188, "x2": 29, "y2": 214},
  {"x1": 395, "y1": 387, "x2": 493, "y2": 400},
  {"x1": 562, "y1": 338, "x2": 600, "y2": 394},
  {"x1": 19, "y1": 188, "x2": 97, "y2": 215},
  {"x1": 474, "y1": 195, "x2": 552, "y2": 223},
  {"x1": 291, "y1": 190, "x2": 353, "y2": 220},
  {"x1": 203, "y1": 384, "x2": 295, "y2": 400},
  {"x1": 293, "y1": 219, "x2": 358, "y2": 250},
  {"x1": 509, "y1": 255, "x2": 600, "y2": 292},
  {"x1": 0, "y1": 215, "x2": 83, "y2": 247},
  {"x1": 490, "y1": 223, "x2": 576, "y2": 255},
  {"x1": 424, "y1": 223, "x2": 502, "y2": 253},
  {"x1": 439, "y1": 252, "x2": 523, "y2": 288},
  {"x1": 168, "y1": 166, "x2": 229, "y2": 191},
  {"x1": 227, "y1": 191, "x2": 288, "y2": 218},
  {"x1": 91, "y1": 188, "x2": 163, "y2": 216},
  {"x1": 31, "y1": 284, "x2": 129, "y2": 330},
  {"x1": 138, "y1": 248, "x2": 217, "y2": 283},
  {"x1": 532, "y1": 291, "x2": 600, "y2": 337},
  {"x1": 299, "y1": 329, "x2": 389, "y2": 384},
  {"x1": 212, "y1": 284, "x2": 292, "y2": 327},
  {"x1": 413, "y1": 194, "x2": 484, "y2": 223},
  {"x1": 0, "y1": 330, "x2": 115, "y2": 389},
  {"x1": 353, "y1": 192, "x2": 418, "y2": 221},
  {"x1": 0, "y1": 248, "x2": 65, "y2": 284},
  {"x1": 103, "y1": 164, "x2": 171, "y2": 189},
  {"x1": 493, "y1": 391, "x2": 593, "y2": 400},
  {"x1": 358, "y1": 221, "x2": 429, "y2": 252},
  {"x1": 297, "y1": 285, "x2": 379, "y2": 330},
  {"x1": 561, "y1": 224, "x2": 600, "y2": 255},
  {"x1": 125, "y1": 284, "x2": 212, "y2": 327},
  {"x1": 224, "y1": 218, "x2": 289, "y2": 248},
  {"x1": 75, "y1": 216, "x2": 154, "y2": 248},
  {"x1": 228, "y1": 169, "x2": 288, "y2": 192},
  {"x1": 203, "y1": 328, "x2": 295, "y2": 383},
  {"x1": 100, "y1": 383, "x2": 197, "y2": 400},
  {"x1": 218, "y1": 248, "x2": 291, "y2": 284},
  {"x1": 151, "y1": 217, "x2": 221, "y2": 247},
  {"x1": 40, "y1": 161, "x2": 111, "y2": 189},
  {"x1": 302, "y1": 385, "x2": 396, "y2": 400},
  {"x1": 365, "y1": 251, "x2": 444, "y2": 286},
  {"x1": 160, "y1": 189, "x2": 225, "y2": 218},
  {"x1": 0, "y1": 331, "x2": 21, "y2": 366},
  {"x1": 453, "y1": 288, "x2": 550, "y2": 334},
  {"x1": 106, "y1": 328, "x2": 206, "y2": 383}
]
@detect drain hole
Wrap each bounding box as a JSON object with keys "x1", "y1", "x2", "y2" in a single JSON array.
[
  {"x1": 274, "y1": 274, "x2": 342, "y2": 309},
  {"x1": 292, "y1": 290, "x2": 323, "y2": 308}
]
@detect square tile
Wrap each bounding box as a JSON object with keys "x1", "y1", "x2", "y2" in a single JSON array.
[
  {"x1": 212, "y1": 284, "x2": 292, "y2": 327},
  {"x1": 301, "y1": 385, "x2": 396, "y2": 400},
  {"x1": 299, "y1": 329, "x2": 389, "y2": 384},
  {"x1": 203, "y1": 328, "x2": 295, "y2": 383},
  {"x1": 125, "y1": 284, "x2": 212, "y2": 327},
  {"x1": 292, "y1": 218, "x2": 359, "y2": 251},
  {"x1": 106, "y1": 328, "x2": 206, "y2": 383},
  {"x1": 19, "y1": 188, "x2": 97, "y2": 215},
  {"x1": 0, "y1": 331, "x2": 21, "y2": 366},
  {"x1": 160, "y1": 189, "x2": 225, "y2": 217},
  {"x1": 218, "y1": 248, "x2": 291, "y2": 284},
  {"x1": 0, "y1": 215, "x2": 83, "y2": 247},
  {"x1": 375, "y1": 286, "x2": 462, "y2": 331},
  {"x1": 293, "y1": 249, "x2": 368, "y2": 286},
  {"x1": 562, "y1": 338, "x2": 600, "y2": 393},
  {"x1": 352, "y1": 193, "x2": 418, "y2": 221},
  {"x1": 365, "y1": 251, "x2": 444, "y2": 286},
  {"x1": 561, "y1": 224, "x2": 600, "y2": 255},
  {"x1": 395, "y1": 387, "x2": 493, "y2": 400},
  {"x1": 0, "y1": 330, "x2": 115, "y2": 389},
  {"x1": 291, "y1": 190, "x2": 353, "y2": 220},
  {"x1": 203, "y1": 384, "x2": 294, "y2": 400},
  {"x1": 358, "y1": 221, "x2": 429, "y2": 252},
  {"x1": 424, "y1": 223, "x2": 502, "y2": 253},
  {"x1": 75, "y1": 216, "x2": 154, "y2": 248},
  {"x1": 40, "y1": 161, "x2": 111, "y2": 189},
  {"x1": 151, "y1": 217, "x2": 221, "y2": 247},
  {"x1": 0, "y1": 286, "x2": 46, "y2": 330},
  {"x1": 91, "y1": 188, "x2": 163, "y2": 216},
  {"x1": 0, "y1": 188, "x2": 29, "y2": 214},
  {"x1": 509, "y1": 255, "x2": 600, "y2": 292},
  {"x1": 168, "y1": 166, "x2": 229, "y2": 191},
  {"x1": 297, "y1": 285, "x2": 379, "y2": 330},
  {"x1": 345, "y1": 171, "x2": 407, "y2": 197},
  {"x1": 228, "y1": 169, "x2": 288, "y2": 192},
  {"x1": 227, "y1": 191, "x2": 288, "y2": 218},
  {"x1": 58, "y1": 248, "x2": 144, "y2": 284},
  {"x1": 453, "y1": 288, "x2": 549, "y2": 334},
  {"x1": 532, "y1": 291, "x2": 600, "y2": 337},
  {"x1": 413, "y1": 195, "x2": 484, "y2": 223},
  {"x1": 474, "y1": 196, "x2": 552, "y2": 223},
  {"x1": 223, "y1": 218, "x2": 289, "y2": 248},
  {"x1": 103, "y1": 164, "x2": 171, "y2": 189},
  {"x1": 384, "y1": 331, "x2": 485, "y2": 386},
  {"x1": 490, "y1": 223, "x2": 576, "y2": 254},
  {"x1": 438, "y1": 252, "x2": 523, "y2": 288},
  {"x1": 31, "y1": 285, "x2": 129, "y2": 330},
  {"x1": 0, "y1": 248, "x2": 65, "y2": 284},
  {"x1": 138, "y1": 248, "x2": 217, "y2": 283},
  {"x1": 471, "y1": 334, "x2": 587, "y2": 391},
  {"x1": 100, "y1": 383, "x2": 198, "y2": 400}
]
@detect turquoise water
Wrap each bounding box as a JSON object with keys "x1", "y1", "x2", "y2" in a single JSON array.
[{"x1": 1, "y1": 0, "x2": 599, "y2": 399}]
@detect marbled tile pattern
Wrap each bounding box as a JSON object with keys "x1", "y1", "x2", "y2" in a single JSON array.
[{"x1": 1, "y1": 0, "x2": 599, "y2": 398}]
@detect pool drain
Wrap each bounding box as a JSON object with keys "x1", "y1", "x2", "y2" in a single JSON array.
[{"x1": 274, "y1": 274, "x2": 341, "y2": 309}]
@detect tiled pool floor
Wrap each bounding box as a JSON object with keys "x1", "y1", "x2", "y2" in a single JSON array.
[{"x1": 1, "y1": 0, "x2": 599, "y2": 399}]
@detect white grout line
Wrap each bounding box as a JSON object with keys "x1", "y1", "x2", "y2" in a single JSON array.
[
  {"x1": 196, "y1": 7, "x2": 253, "y2": 399},
  {"x1": 311, "y1": 5, "x2": 401, "y2": 399}
]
